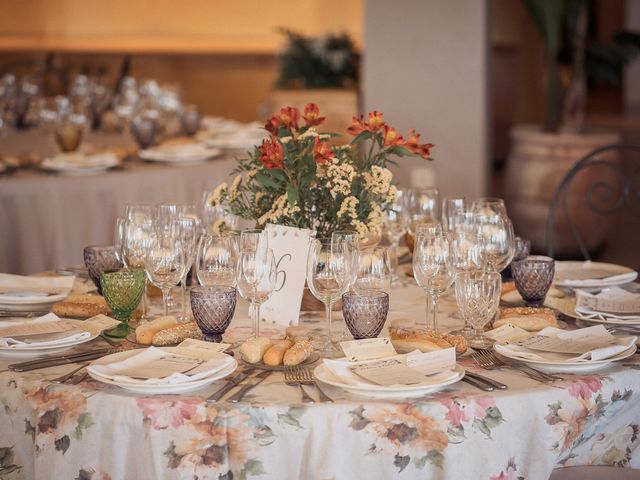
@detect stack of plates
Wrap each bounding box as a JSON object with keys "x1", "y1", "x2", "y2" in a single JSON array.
[
  {"x1": 139, "y1": 143, "x2": 222, "y2": 165},
  {"x1": 87, "y1": 347, "x2": 237, "y2": 394},
  {"x1": 554, "y1": 261, "x2": 637, "y2": 289},
  {"x1": 0, "y1": 274, "x2": 74, "y2": 312},
  {"x1": 40, "y1": 152, "x2": 120, "y2": 175}
]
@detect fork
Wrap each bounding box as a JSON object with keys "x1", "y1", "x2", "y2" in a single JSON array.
[
  {"x1": 51, "y1": 363, "x2": 88, "y2": 383},
  {"x1": 472, "y1": 350, "x2": 562, "y2": 383},
  {"x1": 284, "y1": 367, "x2": 316, "y2": 404},
  {"x1": 299, "y1": 367, "x2": 334, "y2": 403}
]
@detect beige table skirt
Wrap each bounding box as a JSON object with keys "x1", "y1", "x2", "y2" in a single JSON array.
[{"x1": 0, "y1": 157, "x2": 237, "y2": 274}]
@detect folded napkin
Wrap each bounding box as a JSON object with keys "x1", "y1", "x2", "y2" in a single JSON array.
[
  {"x1": 495, "y1": 326, "x2": 636, "y2": 363},
  {"x1": 0, "y1": 313, "x2": 90, "y2": 348},
  {"x1": 575, "y1": 287, "x2": 640, "y2": 322},
  {"x1": 87, "y1": 347, "x2": 234, "y2": 385},
  {"x1": 555, "y1": 263, "x2": 637, "y2": 286},
  {"x1": 0, "y1": 273, "x2": 75, "y2": 298}
]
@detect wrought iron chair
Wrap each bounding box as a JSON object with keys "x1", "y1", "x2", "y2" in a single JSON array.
[{"x1": 546, "y1": 144, "x2": 640, "y2": 260}]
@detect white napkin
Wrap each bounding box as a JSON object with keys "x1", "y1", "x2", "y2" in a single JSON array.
[
  {"x1": 575, "y1": 287, "x2": 640, "y2": 322},
  {"x1": 0, "y1": 273, "x2": 75, "y2": 298},
  {"x1": 88, "y1": 347, "x2": 234, "y2": 385},
  {"x1": 556, "y1": 263, "x2": 637, "y2": 286},
  {"x1": 0, "y1": 313, "x2": 91, "y2": 348},
  {"x1": 495, "y1": 327, "x2": 636, "y2": 362}
]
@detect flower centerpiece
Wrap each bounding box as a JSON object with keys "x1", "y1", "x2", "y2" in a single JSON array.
[{"x1": 207, "y1": 103, "x2": 434, "y2": 240}]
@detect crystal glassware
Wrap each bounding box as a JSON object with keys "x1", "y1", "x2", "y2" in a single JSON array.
[
  {"x1": 190, "y1": 286, "x2": 237, "y2": 342},
  {"x1": 383, "y1": 188, "x2": 410, "y2": 280},
  {"x1": 196, "y1": 234, "x2": 238, "y2": 287},
  {"x1": 353, "y1": 247, "x2": 392, "y2": 296},
  {"x1": 130, "y1": 112, "x2": 158, "y2": 150},
  {"x1": 176, "y1": 217, "x2": 199, "y2": 321},
  {"x1": 331, "y1": 230, "x2": 359, "y2": 290},
  {"x1": 513, "y1": 236, "x2": 532, "y2": 262},
  {"x1": 412, "y1": 223, "x2": 454, "y2": 331},
  {"x1": 408, "y1": 187, "x2": 441, "y2": 234},
  {"x1": 306, "y1": 239, "x2": 349, "y2": 352},
  {"x1": 471, "y1": 197, "x2": 508, "y2": 217},
  {"x1": 341, "y1": 291, "x2": 389, "y2": 339},
  {"x1": 83, "y1": 245, "x2": 123, "y2": 295},
  {"x1": 454, "y1": 270, "x2": 501, "y2": 349},
  {"x1": 201, "y1": 191, "x2": 239, "y2": 234},
  {"x1": 512, "y1": 255, "x2": 555, "y2": 306},
  {"x1": 180, "y1": 104, "x2": 202, "y2": 136},
  {"x1": 54, "y1": 115, "x2": 86, "y2": 152},
  {"x1": 100, "y1": 268, "x2": 146, "y2": 338},
  {"x1": 475, "y1": 214, "x2": 515, "y2": 272},
  {"x1": 442, "y1": 196, "x2": 466, "y2": 233}
]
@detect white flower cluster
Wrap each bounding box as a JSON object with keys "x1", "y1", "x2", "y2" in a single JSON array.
[
  {"x1": 298, "y1": 128, "x2": 319, "y2": 140},
  {"x1": 337, "y1": 196, "x2": 359, "y2": 219},
  {"x1": 327, "y1": 162, "x2": 356, "y2": 198},
  {"x1": 258, "y1": 194, "x2": 301, "y2": 225},
  {"x1": 211, "y1": 219, "x2": 226, "y2": 236},
  {"x1": 366, "y1": 203, "x2": 384, "y2": 234},
  {"x1": 209, "y1": 183, "x2": 227, "y2": 206},
  {"x1": 228, "y1": 175, "x2": 242, "y2": 201},
  {"x1": 363, "y1": 166, "x2": 393, "y2": 196},
  {"x1": 280, "y1": 136, "x2": 293, "y2": 144}
]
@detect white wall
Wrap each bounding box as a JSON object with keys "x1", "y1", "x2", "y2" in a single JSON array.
[{"x1": 363, "y1": 0, "x2": 490, "y2": 199}]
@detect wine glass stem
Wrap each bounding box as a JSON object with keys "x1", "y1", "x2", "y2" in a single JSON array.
[
  {"x1": 180, "y1": 274, "x2": 187, "y2": 321},
  {"x1": 253, "y1": 301, "x2": 261, "y2": 338},
  {"x1": 326, "y1": 301, "x2": 333, "y2": 342},
  {"x1": 426, "y1": 293, "x2": 438, "y2": 331},
  {"x1": 161, "y1": 288, "x2": 170, "y2": 316},
  {"x1": 390, "y1": 239, "x2": 400, "y2": 278},
  {"x1": 141, "y1": 281, "x2": 148, "y2": 320}
]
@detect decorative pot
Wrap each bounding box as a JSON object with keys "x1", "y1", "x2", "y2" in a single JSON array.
[{"x1": 504, "y1": 125, "x2": 621, "y2": 257}]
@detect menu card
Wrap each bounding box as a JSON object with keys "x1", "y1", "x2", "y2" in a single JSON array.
[
  {"x1": 0, "y1": 318, "x2": 74, "y2": 338},
  {"x1": 173, "y1": 339, "x2": 230, "y2": 360},
  {"x1": 339, "y1": 337, "x2": 397, "y2": 362},
  {"x1": 576, "y1": 287, "x2": 640, "y2": 314},
  {"x1": 405, "y1": 348, "x2": 457, "y2": 376},
  {"x1": 113, "y1": 354, "x2": 203, "y2": 380},
  {"x1": 69, "y1": 314, "x2": 120, "y2": 336},
  {"x1": 485, "y1": 324, "x2": 531, "y2": 344},
  {"x1": 351, "y1": 359, "x2": 429, "y2": 386},
  {"x1": 515, "y1": 325, "x2": 617, "y2": 354}
]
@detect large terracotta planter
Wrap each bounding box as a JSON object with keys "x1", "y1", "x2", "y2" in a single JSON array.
[{"x1": 504, "y1": 125, "x2": 621, "y2": 257}]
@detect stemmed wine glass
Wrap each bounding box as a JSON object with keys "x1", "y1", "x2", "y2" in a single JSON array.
[
  {"x1": 383, "y1": 188, "x2": 410, "y2": 281},
  {"x1": 474, "y1": 214, "x2": 515, "y2": 273},
  {"x1": 144, "y1": 222, "x2": 187, "y2": 316},
  {"x1": 176, "y1": 217, "x2": 199, "y2": 321},
  {"x1": 455, "y1": 271, "x2": 501, "y2": 348},
  {"x1": 122, "y1": 218, "x2": 153, "y2": 319},
  {"x1": 442, "y1": 196, "x2": 466, "y2": 234},
  {"x1": 412, "y1": 223, "x2": 454, "y2": 331},
  {"x1": 235, "y1": 232, "x2": 277, "y2": 338},
  {"x1": 306, "y1": 239, "x2": 349, "y2": 353},
  {"x1": 408, "y1": 187, "x2": 441, "y2": 234},
  {"x1": 471, "y1": 197, "x2": 508, "y2": 217},
  {"x1": 353, "y1": 247, "x2": 392, "y2": 296},
  {"x1": 331, "y1": 230, "x2": 359, "y2": 291},
  {"x1": 196, "y1": 233, "x2": 237, "y2": 287}
]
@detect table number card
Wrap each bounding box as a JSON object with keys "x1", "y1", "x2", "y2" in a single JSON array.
[{"x1": 260, "y1": 224, "x2": 314, "y2": 327}]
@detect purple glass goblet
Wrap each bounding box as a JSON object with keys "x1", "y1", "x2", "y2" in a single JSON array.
[
  {"x1": 190, "y1": 286, "x2": 237, "y2": 342},
  {"x1": 512, "y1": 255, "x2": 555, "y2": 306},
  {"x1": 342, "y1": 292, "x2": 389, "y2": 340},
  {"x1": 84, "y1": 245, "x2": 123, "y2": 295}
]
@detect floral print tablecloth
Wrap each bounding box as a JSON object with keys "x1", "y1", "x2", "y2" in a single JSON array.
[{"x1": 1, "y1": 285, "x2": 640, "y2": 480}]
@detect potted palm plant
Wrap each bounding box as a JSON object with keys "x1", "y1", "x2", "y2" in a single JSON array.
[{"x1": 504, "y1": 0, "x2": 640, "y2": 255}]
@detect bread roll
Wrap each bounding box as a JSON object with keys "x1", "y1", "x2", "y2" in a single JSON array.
[
  {"x1": 52, "y1": 294, "x2": 111, "y2": 318},
  {"x1": 135, "y1": 316, "x2": 180, "y2": 345},
  {"x1": 240, "y1": 337, "x2": 272, "y2": 364},
  {"x1": 391, "y1": 338, "x2": 443, "y2": 353},
  {"x1": 263, "y1": 339, "x2": 294, "y2": 366},
  {"x1": 152, "y1": 322, "x2": 203, "y2": 346},
  {"x1": 388, "y1": 327, "x2": 452, "y2": 349},
  {"x1": 443, "y1": 334, "x2": 469, "y2": 355},
  {"x1": 285, "y1": 325, "x2": 312, "y2": 342},
  {"x1": 495, "y1": 307, "x2": 558, "y2": 332},
  {"x1": 283, "y1": 340, "x2": 313, "y2": 366}
]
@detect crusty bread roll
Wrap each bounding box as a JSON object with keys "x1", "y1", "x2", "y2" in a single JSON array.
[
  {"x1": 391, "y1": 338, "x2": 443, "y2": 353},
  {"x1": 152, "y1": 321, "x2": 204, "y2": 346},
  {"x1": 135, "y1": 316, "x2": 180, "y2": 345},
  {"x1": 52, "y1": 294, "x2": 111, "y2": 318},
  {"x1": 443, "y1": 334, "x2": 469, "y2": 354},
  {"x1": 263, "y1": 339, "x2": 294, "y2": 366},
  {"x1": 495, "y1": 307, "x2": 558, "y2": 332},
  {"x1": 388, "y1": 322, "x2": 468, "y2": 354},
  {"x1": 240, "y1": 337, "x2": 272, "y2": 364},
  {"x1": 285, "y1": 326, "x2": 312, "y2": 342},
  {"x1": 283, "y1": 340, "x2": 313, "y2": 366}
]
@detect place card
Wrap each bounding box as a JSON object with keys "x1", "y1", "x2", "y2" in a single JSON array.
[
  {"x1": 115, "y1": 354, "x2": 202, "y2": 380},
  {"x1": 173, "y1": 339, "x2": 230, "y2": 360},
  {"x1": 339, "y1": 337, "x2": 397, "y2": 362},
  {"x1": 405, "y1": 347, "x2": 456, "y2": 376},
  {"x1": 260, "y1": 224, "x2": 315, "y2": 327},
  {"x1": 576, "y1": 287, "x2": 640, "y2": 314},
  {"x1": 72, "y1": 314, "x2": 120, "y2": 336},
  {"x1": 350, "y1": 358, "x2": 428, "y2": 386},
  {"x1": 515, "y1": 325, "x2": 617, "y2": 354},
  {"x1": 0, "y1": 318, "x2": 73, "y2": 338},
  {"x1": 485, "y1": 324, "x2": 531, "y2": 344}
]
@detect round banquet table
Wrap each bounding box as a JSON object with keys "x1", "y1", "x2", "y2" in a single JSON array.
[
  {"x1": 1, "y1": 280, "x2": 639, "y2": 480},
  {"x1": 0, "y1": 129, "x2": 237, "y2": 274}
]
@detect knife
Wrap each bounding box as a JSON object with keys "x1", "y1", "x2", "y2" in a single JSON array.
[
  {"x1": 465, "y1": 371, "x2": 508, "y2": 390},
  {"x1": 461, "y1": 376, "x2": 494, "y2": 391},
  {"x1": 206, "y1": 369, "x2": 254, "y2": 403},
  {"x1": 9, "y1": 347, "x2": 134, "y2": 371},
  {"x1": 227, "y1": 370, "x2": 271, "y2": 403}
]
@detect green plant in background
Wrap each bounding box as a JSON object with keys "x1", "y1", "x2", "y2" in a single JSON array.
[
  {"x1": 276, "y1": 29, "x2": 359, "y2": 89},
  {"x1": 523, "y1": 0, "x2": 640, "y2": 133}
]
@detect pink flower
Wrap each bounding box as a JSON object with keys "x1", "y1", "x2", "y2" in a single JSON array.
[
  {"x1": 567, "y1": 376, "x2": 602, "y2": 400},
  {"x1": 490, "y1": 466, "x2": 519, "y2": 480},
  {"x1": 442, "y1": 399, "x2": 469, "y2": 427},
  {"x1": 137, "y1": 398, "x2": 198, "y2": 430},
  {"x1": 472, "y1": 396, "x2": 496, "y2": 419}
]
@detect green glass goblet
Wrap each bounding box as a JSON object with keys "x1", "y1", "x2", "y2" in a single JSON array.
[{"x1": 100, "y1": 268, "x2": 145, "y2": 338}]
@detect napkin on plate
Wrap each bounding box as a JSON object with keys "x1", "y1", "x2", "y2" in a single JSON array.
[
  {"x1": 87, "y1": 346, "x2": 235, "y2": 385},
  {"x1": 0, "y1": 313, "x2": 90, "y2": 348},
  {"x1": 555, "y1": 263, "x2": 637, "y2": 287},
  {"x1": 495, "y1": 326, "x2": 636, "y2": 362},
  {"x1": 0, "y1": 273, "x2": 75, "y2": 298},
  {"x1": 575, "y1": 287, "x2": 640, "y2": 322}
]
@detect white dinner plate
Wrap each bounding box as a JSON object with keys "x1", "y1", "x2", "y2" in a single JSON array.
[
  {"x1": 87, "y1": 348, "x2": 237, "y2": 394},
  {"x1": 313, "y1": 363, "x2": 465, "y2": 399},
  {"x1": 494, "y1": 343, "x2": 637, "y2": 373},
  {"x1": 203, "y1": 135, "x2": 265, "y2": 152},
  {"x1": 40, "y1": 153, "x2": 120, "y2": 176},
  {"x1": 0, "y1": 292, "x2": 67, "y2": 305},
  {"x1": 138, "y1": 145, "x2": 222, "y2": 165},
  {"x1": 0, "y1": 332, "x2": 98, "y2": 358},
  {"x1": 554, "y1": 261, "x2": 637, "y2": 289}
]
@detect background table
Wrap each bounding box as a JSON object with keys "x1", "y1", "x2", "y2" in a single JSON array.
[
  {"x1": 0, "y1": 129, "x2": 237, "y2": 274},
  {"x1": 1, "y1": 282, "x2": 639, "y2": 479}
]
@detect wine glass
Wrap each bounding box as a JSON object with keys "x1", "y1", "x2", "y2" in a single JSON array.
[
  {"x1": 113, "y1": 217, "x2": 126, "y2": 264},
  {"x1": 408, "y1": 187, "x2": 441, "y2": 234},
  {"x1": 201, "y1": 190, "x2": 238, "y2": 234},
  {"x1": 442, "y1": 196, "x2": 466, "y2": 234},
  {"x1": 383, "y1": 188, "x2": 410, "y2": 281},
  {"x1": 331, "y1": 230, "x2": 359, "y2": 290},
  {"x1": 474, "y1": 214, "x2": 515, "y2": 272},
  {"x1": 353, "y1": 247, "x2": 392, "y2": 296},
  {"x1": 176, "y1": 217, "x2": 199, "y2": 321},
  {"x1": 144, "y1": 223, "x2": 187, "y2": 316},
  {"x1": 471, "y1": 197, "x2": 508, "y2": 217},
  {"x1": 100, "y1": 269, "x2": 146, "y2": 338},
  {"x1": 196, "y1": 234, "x2": 237, "y2": 287},
  {"x1": 455, "y1": 271, "x2": 501, "y2": 349},
  {"x1": 125, "y1": 203, "x2": 155, "y2": 224},
  {"x1": 236, "y1": 240, "x2": 277, "y2": 338},
  {"x1": 306, "y1": 240, "x2": 349, "y2": 353},
  {"x1": 412, "y1": 223, "x2": 454, "y2": 331}
]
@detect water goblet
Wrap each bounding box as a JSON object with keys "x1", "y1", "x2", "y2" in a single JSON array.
[
  {"x1": 454, "y1": 270, "x2": 501, "y2": 349},
  {"x1": 341, "y1": 292, "x2": 389, "y2": 339},
  {"x1": 180, "y1": 104, "x2": 202, "y2": 136},
  {"x1": 512, "y1": 256, "x2": 555, "y2": 306},
  {"x1": 190, "y1": 286, "x2": 237, "y2": 342},
  {"x1": 54, "y1": 115, "x2": 86, "y2": 152},
  {"x1": 131, "y1": 112, "x2": 158, "y2": 150},
  {"x1": 100, "y1": 268, "x2": 146, "y2": 338},
  {"x1": 83, "y1": 245, "x2": 123, "y2": 294}
]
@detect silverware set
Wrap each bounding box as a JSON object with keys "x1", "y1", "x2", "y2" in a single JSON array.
[
  {"x1": 471, "y1": 349, "x2": 562, "y2": 383},
  {"x1": 284, "y1": 366, "x2": 334, "y2": 403},
  {"x1": 8, "y1": 346, "x2": 136, "y2": 372}
]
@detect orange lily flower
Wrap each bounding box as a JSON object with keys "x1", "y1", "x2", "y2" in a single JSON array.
[
  {"x1": 264, "y1": 116, "x2": 281, "y2": 135},
  {"x1": 303, "y1": 103, "x2": 326, "y2": 127},
  {"x1": 404, "y1": 129, "x2": 434, "y2": 159},
  {"x1": 278, "y1": 106, "x2": 299, "y2": 131},
  {"x1": 313, "y1": 137, "x2": 335, "y2": 164},
  {"x1": 347, "y1": 114, "x2": 366, "y2": 135},
  {"x1": 367, "y1": 111, "x2": 384, "y2": 131},
  {"x1": 258, "y1": 137, "x2": 284, "y2": 169},
  {"x1": 382, "y1": 125, "x2": 404, "y2": 147}
]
